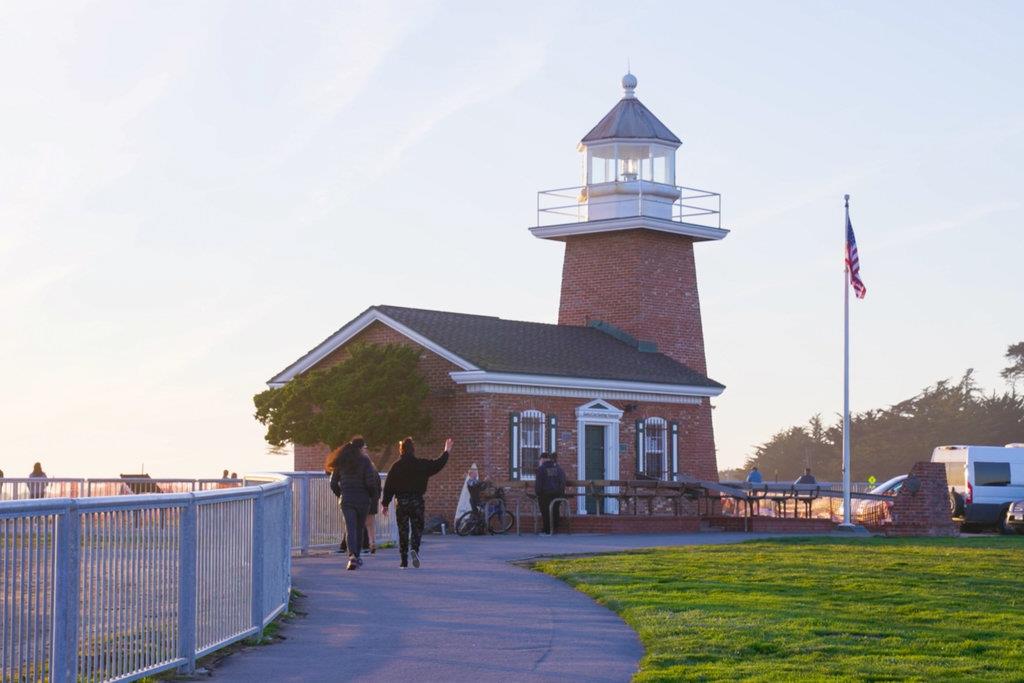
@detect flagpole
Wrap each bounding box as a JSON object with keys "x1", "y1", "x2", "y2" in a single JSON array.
[{"x1": 841, "y1": 193, "x2": 853, "y2": 528}]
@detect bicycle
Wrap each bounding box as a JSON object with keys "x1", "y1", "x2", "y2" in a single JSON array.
[{"x1": 456, "y1": 481, "x2": 515, "y2": 536}]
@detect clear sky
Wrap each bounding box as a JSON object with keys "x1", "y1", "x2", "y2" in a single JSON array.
[{"x1": 2, "y1": 1, "x2": 1022, "y2": 479}]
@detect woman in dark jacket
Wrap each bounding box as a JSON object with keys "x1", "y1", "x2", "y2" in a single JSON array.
[{"x1": 328, "y1": 436, "x2": 379, "y2": 570}]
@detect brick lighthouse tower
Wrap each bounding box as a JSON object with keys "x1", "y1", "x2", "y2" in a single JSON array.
[{"x1": 531, "y1": 72, "x2": 728, "y2": 477}]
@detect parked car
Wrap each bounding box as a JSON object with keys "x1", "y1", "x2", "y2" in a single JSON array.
[
  {"x1": 1005, "y1": 501, "x2": 1024, "y2": 534},
  {"x1": 932, "y1": 444, "x2": 1024, "y2": 533},
  {"x1": 853, "y1": 474, "x2": 908, "y2": 526}
]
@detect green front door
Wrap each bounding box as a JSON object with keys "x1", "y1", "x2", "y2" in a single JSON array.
[{"x1": 584, "y1": 425, "x2": 606, "y2": 514}]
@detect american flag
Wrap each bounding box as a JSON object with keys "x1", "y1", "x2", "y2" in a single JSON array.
[{"x1": 846, "y1": 212, "x2": 867, "y2": 299}]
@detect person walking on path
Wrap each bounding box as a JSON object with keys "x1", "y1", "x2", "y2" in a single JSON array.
[
  {"x1": 381, "y1": 437, "x2": 452, "y2": 569},
  {"x1": 746, "y1": 466, "x2": 763, "y2": 484},
  {"x1": 328, "y1": 437, "x2": 379, "y2": 570},
  {"x1": 28, "y1": 462, "x2": 48, "y2": 499},
  {"x1": 535, "y1": 452, "x2": 567, "y2": 535}
]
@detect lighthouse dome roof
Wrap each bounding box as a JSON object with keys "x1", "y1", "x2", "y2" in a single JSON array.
[{"x1": 581, "y1": 73, "x2": 681, "y2": 146}]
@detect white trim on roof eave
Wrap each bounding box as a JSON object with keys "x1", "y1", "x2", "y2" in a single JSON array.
[
  {"x1": 449, "y1": 370, "x2": 724, "y2": 398},
  {"x1": 267, "y1": 309, "x2": 479, "y2": 386},
  {"x1": 579, "y1": 137, "x2": 682, "y2": 149},
  {"x1": 529, "y1": 217, "x2": 729, "y2": 242}
]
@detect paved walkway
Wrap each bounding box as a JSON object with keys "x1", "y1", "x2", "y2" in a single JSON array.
[{"x1": 212, "y1": 532, "x2": 782, "y2": 682}]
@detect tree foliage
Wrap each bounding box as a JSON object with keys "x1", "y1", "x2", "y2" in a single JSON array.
[
  {"x1": 744, "y1": 342, "x2": 1024, "y2": 481},
  {"x1": 253, "y1": 343, "x2": 431, "y2": 451},
  {"x1": 1001, "y1": 341, "x2": 1024, "y2": 389}
]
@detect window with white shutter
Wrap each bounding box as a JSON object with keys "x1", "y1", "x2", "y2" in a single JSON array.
[{"x1": 643, "y1": 417, "x2": 668, "y2": 480}]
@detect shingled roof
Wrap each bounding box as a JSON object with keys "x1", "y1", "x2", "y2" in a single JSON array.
[
  {"x1": 581, "y1": 97, "x2": 681, "y2": 145},
  {"x1": 271, "y1": 305, "x2": 722, "y2": 390}
]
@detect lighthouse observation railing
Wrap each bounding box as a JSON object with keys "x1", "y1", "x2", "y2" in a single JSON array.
[
  {"x1": 0, "y1": 472, "x2": 393, "y2": 683},
  {"x1": 536, "y1": 182, "x2": 721, "y2": 228}
]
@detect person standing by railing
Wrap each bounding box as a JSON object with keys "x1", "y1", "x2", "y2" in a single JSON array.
[
  {"x1": 381, "y1": 437, "x2": 451, "y2": 569},
  {"x1": 28, "y1": 462, "x2": 48, "y2": 499},
  {"x1": 328, "y1": 436, "x2": 379, "y2": 571},
  {"x1": 794, "y1": 468, "x2": 817, "y2": 485},
  {"x1": 535, "y1": 452, "x2": 567, "y2": 535}
]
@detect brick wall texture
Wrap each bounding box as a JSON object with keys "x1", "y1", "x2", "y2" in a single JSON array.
[
  {"x1": 557, "y1": 229, "x2": 708, "y2": 375},
  {"x1": 291, "y1": 321, "x2": 718, "y2": 523},
  {"x1": 288, "y1": 227, "x2": 721, "y2": 527},
  {"x1": 887, "y1": 461, "x2": 958, "y2": 537}
]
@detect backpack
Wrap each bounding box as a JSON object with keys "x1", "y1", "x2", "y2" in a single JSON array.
[{"x1": 540, "y1": 464, "x2": 565, "y2": 494}]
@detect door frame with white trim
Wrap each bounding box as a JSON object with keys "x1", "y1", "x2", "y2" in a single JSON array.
[{"x1": 575, "y1": 399, "x2": 623, "y2": 514}]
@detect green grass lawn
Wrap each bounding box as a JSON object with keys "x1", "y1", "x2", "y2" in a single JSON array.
[{"x1": 536, "y1": 537, "x2": 1024, "y2": 682}]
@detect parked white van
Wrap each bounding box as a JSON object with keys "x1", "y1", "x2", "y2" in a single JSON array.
[{"x1": 931, "y1": 444, "x2": 1024, "y2": 531}]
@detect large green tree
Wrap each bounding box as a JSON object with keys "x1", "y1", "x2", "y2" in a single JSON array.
[{"x1": 253, "y1": 343, "x2": 431, "y2": 455}]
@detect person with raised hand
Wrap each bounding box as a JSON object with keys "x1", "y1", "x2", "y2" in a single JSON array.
[{"x1": 381, "y1": 437, "x2": 452, "y2": 569}]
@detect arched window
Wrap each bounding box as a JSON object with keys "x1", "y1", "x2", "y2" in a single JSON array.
[
  {"x1": 635, "y1": 417, "x2": 678, "y2": 481},
  {"x1": 509, "y1": 410, "x2": 557, "y2": 480}
]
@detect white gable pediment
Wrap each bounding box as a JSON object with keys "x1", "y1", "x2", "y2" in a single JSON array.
[
  {"x1": 267, "y1": 308, "x2": 478, "y2": 386},
  {"x1": 576, "y1": 399, "x2": 623, "y2": 420}
]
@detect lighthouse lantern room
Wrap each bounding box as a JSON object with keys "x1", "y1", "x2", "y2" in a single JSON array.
[{"x1": 533, "y1": 73, "x2": 727, "y2": 241}]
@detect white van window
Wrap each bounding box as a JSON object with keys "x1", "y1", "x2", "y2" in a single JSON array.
[
  {"x1": 945, "y1": 463, "x2": 965, "y2": 488},
  {"x1": 974, "y1": 462, "x2": 1011, "y2": 487}
]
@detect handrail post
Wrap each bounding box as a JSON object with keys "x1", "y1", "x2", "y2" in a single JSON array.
[
  {"x1": 298, "y1": 476, "x2": 310, "y2": 555},
  {"x1": 282, "y1": 483, "x2": 293, "y2": 603},
  {"x1": 52, "y1": 501, "x2": 80, "y2": 683},
  {"x1": 177, "y1": 494, "x2": 197, "y2": 674},
  {"x1": 251, "y1": 487, "x2": 266, "y2": 634}
]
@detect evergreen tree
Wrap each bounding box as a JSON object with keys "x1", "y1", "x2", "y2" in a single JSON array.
[
  {"x1": 745, "y1": 365, "x2": 1024, "y2": 481},
  {"x1": 1001, "y1": 341, "x2": 1024, "y2": 390}
]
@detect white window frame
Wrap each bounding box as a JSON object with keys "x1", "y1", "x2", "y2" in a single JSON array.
[
  {"x1": 642, "y1": 417, "x2": 668, "y2": 480},
  {"x1": 516, "y1": 409, "x2": 546, "y2": 481}
]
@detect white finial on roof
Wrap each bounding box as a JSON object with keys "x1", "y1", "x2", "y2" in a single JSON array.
[{"x1": 622, "y1": 71, "x2": 637, "y2": 99}]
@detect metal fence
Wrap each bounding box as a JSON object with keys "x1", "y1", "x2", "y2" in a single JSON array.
[
  {"x1": 718, "y1": 481, "x2": 877, "y2": 521},
  {"x1": 0, "y1": 471, "x2": 395, "y2": 682},
  {"x1": 246, "y1": 472, "x2": 397, "y2": 554},
  {"x1": 0, "y1": 478, "x2": 291, "y2": 683},
  {"x1": 0, "y1": 479, "x2": 243, "y2": 501},
  {"x1": 536, "y1": 183, "x2": 722, "y2": 228}
]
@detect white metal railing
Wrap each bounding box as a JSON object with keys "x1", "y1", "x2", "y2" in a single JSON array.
[
  {"x1": 0, "y1": 479, "x2": 86, "y2": 501},
  {"x1": 246, "y1": 472, "x2": 397, "y2": 554},
  {"x1": 0, "y1": 478, "x2": 243, "y2": 501},
  {"x1": 0, "y1": 471, "x2": 395, "y2": 682},
  {"x1": 0, "y1": 478, "x2": 291, "y2": 683},
  {"x1": 536, "y1": 182, "x2": 721, "y2": 228},
  {"x1": 720, "y1": 480, "x2": 873, "y2": 494}
]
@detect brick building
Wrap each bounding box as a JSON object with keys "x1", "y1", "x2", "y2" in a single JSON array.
[{"x1": 267, "y1": 74, "x2": 729, "y2": 522}]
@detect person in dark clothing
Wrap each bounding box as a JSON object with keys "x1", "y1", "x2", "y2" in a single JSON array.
[
  {"x1": 28, "y1": 462, "x2": 48, "y2": 499},
  {"x1": 534, "y1": 452, "x2": 567, "y2": 535},
  {"x1": 328, "y1": 437, "x2": 379, "y2": 570},
  {"x1": 381, "y1": 437, "x2": 452, "y2": 569},
  {"x1": 794, "y1": 468, "x2": 817, "y2": 485}
]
